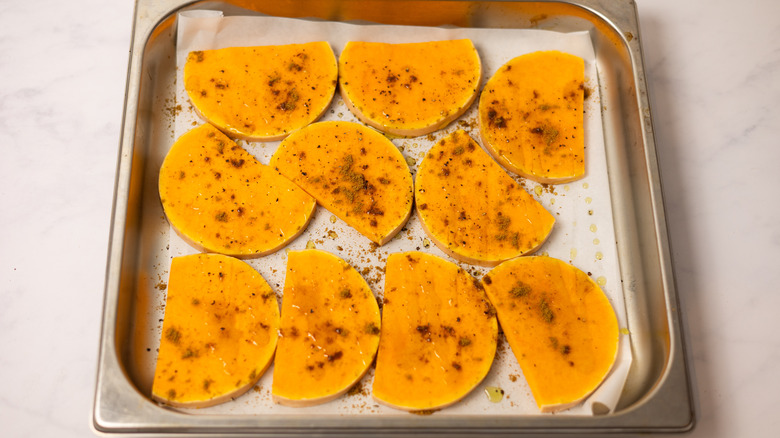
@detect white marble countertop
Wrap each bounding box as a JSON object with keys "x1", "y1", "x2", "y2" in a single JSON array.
[{"x1": 1, "y1": 0, "x2": 778, "y2": 436}]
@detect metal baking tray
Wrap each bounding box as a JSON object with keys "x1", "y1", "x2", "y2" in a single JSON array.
[{"x1": 93, "y1": 0, "x2": 694, "y2": 434}]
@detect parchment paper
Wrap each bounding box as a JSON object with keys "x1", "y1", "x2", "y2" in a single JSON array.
[{"x1": 159, "y1": 10, "x2": 632, "y2": 417}]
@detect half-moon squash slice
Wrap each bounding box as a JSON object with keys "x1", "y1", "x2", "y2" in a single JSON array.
[
  {"x1": 479, "y1": 50, "x2": 585, "y2": 183},
  {"x1": 373, "y1": 252, "x2": 498, "y2": 411},
  {"x1": 271, "y1": 121, "x2": 413, "y2": 245},
  {"x1": 152, "y1": 253, "x2": 280, "y2": 408},
  {"x1": 272, "y1": 249, "x2": 381, "y2": 406},
  {"x1": 481, "y1": 256, "x2": 619, "y2": 412},
  {"x1": 415, "y1": 129, "x2": 554, "y2": 266},
  {"x1": 159, "y1": 123, "x2": 316, "y2": 258},
  {"x1": 339, "y1": 39, "x2": 481, "y2": 136},
  {"x1": 184, "y1": 42, "x2": 337, "y2": 141}
]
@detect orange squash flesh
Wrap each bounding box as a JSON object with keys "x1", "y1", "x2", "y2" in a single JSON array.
[
  {"x1": 184, "y1": 42, "x2": 337, "y2": 141},
  {"x1": 159, "y1": 123, "x2": 316, "y2": 257},
  {"x1": 481, "y1": 256, "x2": 619, "y2": 412},
  {"x1": 339, "y1": 40, "x2": 482, "y2": 136},
  {"x1": 479, "y1": 51, "x2": 585, "y2": 183},
  {"x1": 152, "y1": 254, "x2": 280, "y2": 408},
  {"x1": 271, "y1": 121, "x2": 413, "y2": 245},
  {"x1": 373, "y1": 252, "x2": 498, "y2": 411},
  {"x1": 272, "y1": 249, "x2": 381, "y2": 406},
  {"x1": 415, "y1": 129, "x2": 555, "y2": 266}
]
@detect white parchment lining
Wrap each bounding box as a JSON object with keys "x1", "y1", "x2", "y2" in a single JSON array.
[{"x1": 157, "y1": 11, "x2": 633, "y2": 417}]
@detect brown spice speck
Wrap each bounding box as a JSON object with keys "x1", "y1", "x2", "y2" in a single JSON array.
[
  {"x1": 509, "y1": 281, "x2": 531, "y2": 298},
  {"x1": 540, "y1": 297, "x2": 555, "y2": 323}
]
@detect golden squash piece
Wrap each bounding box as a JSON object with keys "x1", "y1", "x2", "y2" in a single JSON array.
[
  {"x1": 271, "y1": 121, "x2": 413, "y2": 245},
  {"x1": 415, "y1": 130, "x2": 555, "y2": 266},
  {"x1": 479, "y1": 51, "x2": 585, "y2": 183},
  {"x1": 481, "y1": 256, "x2": 619, "y2": 412},
  {"x1": 152, "y1": 254, "x2": 280, "y2": 408},
  {"x1": 159, "y1": 124, "x2": 315, "y2": 257},
  {"x1": 272, "y1": 250, "x2": 381, "y2": 406},
  {"x1": 184, "y1": 42, "x2": 337, "y2": 141},
  {"x1": 373, "y1": 252, "x2": 498, "y2": 411},
  {"x1": 339, "y1": 40, "x2": 481, "y2": 136}
]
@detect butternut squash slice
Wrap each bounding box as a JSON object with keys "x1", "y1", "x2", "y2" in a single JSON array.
[
  {"x1": 373, "y1": 252, "x2": 498, "y2": 411},
  {"x1": 479, "y1": 51, "x2": 585, "y2": 183},
  {"x1": 272, "y1": 249, "x2": 381, "y2": 406},
  {"x1": 159, "y1": 123, "x2": 315, "y2": 257},
  {"x1": 152, "y1": 253, "x2": 280, "y2": 408},
  {"x1": 271, "y1": 121, "x2": 413, "y2": 245},
  {"x1": 415, "y1": 129, "x2": 555, "y2": 266},
  {"x1": 338, "y1": 40, "x2": 481, "y2": 136},
  {"x1": 184, "y1": 42, "x2": 337, "y2": 141},
  {"x1": 481, "y1": 256, "x2": 619, "y2": 412}
]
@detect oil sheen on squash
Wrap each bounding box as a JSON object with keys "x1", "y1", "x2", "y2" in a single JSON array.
[
  {"x1": 151, "y1": 254, "x2": 280, "y2": 408},
  {"x1": 415, "y1": 130, "x2": 555, "y2": 266},
  {"x1": 339, "y1": 39, "x2": 481, "y2": 136},
  {"x1": 159, "y1": 124, "x2": 315, "y2": 257},
  {"x1": 481, "y1": 256, "x2": 619, "y2": 413},
  {"x1": 272, "y1": 249, "x2": 381, "y2": 406},
  {"x1": 479, "y1": 51, "x2": 585, "y2": 183},
  {"x1": 184, "y1": 42, "x2": 337, "y2": 141},
  {"x1": 373, "y1": 252, "x2": 498, "y2": 411},
  {"x1": 271, "y1": 121, "x2": 413, "y2": 245}
]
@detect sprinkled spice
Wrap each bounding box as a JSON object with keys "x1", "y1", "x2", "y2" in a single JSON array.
[
  {"x1": 487, "y1": 109, "x2": 507, "y2": 128},
  {"x1": 165, "y1": 327, "x2": 181, "y2": 344},
  {"x1": 365, "y1": 322, "x2": 380, "y2": 335},
  {"x1": 278, "y1": 89, "x2": 299, "y2": 111},
  {"x1": 539, "y1": 297, "x2": 555, "y2": 323},
  {"x1": 496, "y1": 213, "x2": 511, "y2": 230},
  {"x1": 509, "y1": 281, "x2": 531, "y2": 298}
]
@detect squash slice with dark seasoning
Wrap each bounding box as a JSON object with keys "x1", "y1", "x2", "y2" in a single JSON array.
[
  {"x1": 479, "y1": 51, "x2": 586, "y2": 183},
  {"x1": 159, "y1": 123, "x2": 315, "y2": 257},
  {"x1": 373, "y1": 252, "x2": 498, "y2": 411},
  {"x1": 152, "y1": 254, "x2": 280, "y2": 408},
  {"x1": 415, "y1": 129, "x2": 554, "y2": 266},
  {"x1": 481, "y1": 256, "x2": 619, "y2": 413},
  {"x1": 272, "y1": 249, "x2": 381, "y2": 406},
  {"x1": 339, "y1": 40, "x2": 481, "y2": 136},
  {"x1": 184, "y1": 42, "x2": 337, "y2": 141},
  {"x1": 271, "y1": 121, "x2": 413, "y2": 245}
]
